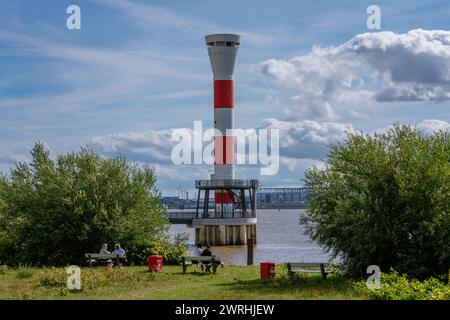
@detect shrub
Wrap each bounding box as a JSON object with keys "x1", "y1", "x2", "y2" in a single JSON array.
[
  {"x1": 273, "y1": 272, "x2": 309, "y2": 286},
  {"x1": 0, "y1": 142, "x2": 169, "y2": 266},
  {"x1": 354, "y1": 269, "x2": 450, "y2": 300},
  {"x1": 302, "y1": 125, "x2": 450, "y2": 278},
  {"x1": 126, "y1": 233, "x2": 189, "y2": 266}
]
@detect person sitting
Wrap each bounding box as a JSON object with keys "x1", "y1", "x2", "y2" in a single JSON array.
[
  {"x1": 195, "y1": 243, "x2": 203, "y2": 256},
  {"x1": 200, "y1": 245, "x2": 213, "y2": 273},
  {"x1": 192, "y1": 243, "x2": 203, "y2": 271},
  {"x1": 111, "y1": 243, "x2": 127, "y2": 267},
  {"x1": 98, "y1": 243, "x2": 112, "y2": 266},
  {"x1": 99, "y1": 243, "x2": 110, "y2": 255}
]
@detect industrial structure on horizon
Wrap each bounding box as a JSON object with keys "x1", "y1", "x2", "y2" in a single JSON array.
[{"x1": 162, "y1": 187, "x2": 310, "y2": 210}]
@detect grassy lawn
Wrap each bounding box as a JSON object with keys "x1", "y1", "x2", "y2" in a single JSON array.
[{"x1": 0, "y1": 265, "x2": 364, "y2": 300}]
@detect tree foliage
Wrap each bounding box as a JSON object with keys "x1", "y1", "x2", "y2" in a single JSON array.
[
  {"x1": 301, "y1": 125, "x2": 450, "y2": 278},
  {"x1": 0, "y1": 142, "x2": 171, "y2": 266}
]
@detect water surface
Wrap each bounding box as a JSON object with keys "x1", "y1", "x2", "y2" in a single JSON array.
[{"x1": 169, "y1": 209, "x2": 330, "y2": 265}]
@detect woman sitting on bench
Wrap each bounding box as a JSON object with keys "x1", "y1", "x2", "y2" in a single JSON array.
[
  {"x1": 99, "y1": 243, "x2": 112, "y2": 265},
  {"x1": 192, "y1": 243, "x2": 203, "y2": 271},
  {"x1": 111, "y1": 243, "x2": 127, "y2": 266}
]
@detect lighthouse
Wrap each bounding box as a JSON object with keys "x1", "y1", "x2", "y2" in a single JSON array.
[
  {"x1": 191, "y1": 34, "x2": 258, "y2": 246},
  {"x1": 206, "y1": 34, "x2": 240, "y2": 217}
]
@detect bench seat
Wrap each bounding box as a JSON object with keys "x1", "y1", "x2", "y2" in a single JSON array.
[
  {"x1": 180, "y1": 256, "x2": 221, "y2": 274},
  {"x1": 85, "y1": 253, "x2": 126, "y2": 266},
  {"x1": 285, "y1": 262, "x2": 333, "y2": 280}
]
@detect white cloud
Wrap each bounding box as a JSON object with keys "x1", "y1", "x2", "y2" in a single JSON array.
[
  {"x1": 261, "y1": 29, "x2": 450, "y2": 120},
  {"x1": 349, "y1": 110, "x2": 370, "y2": 119},
  {"x1": 95, "y1": 0, "x2": 274, "y2": 46},
  {"x1": 0, "y1": 29, "x2": 209, "y2": 114},
  {"x1": 88, "y1": 118, "x2": 447, "y2": 192},
  {"x1": 262, "y1": 118, "x2": 354, "y2": 159},
  {"x1": 90, "y1": 130, "x2": 175, "y2": 164},
  {"x1": 415, "y1": 119, "x2": 450, "y2": 135},
  {"x1": 371, "y1": 119, "x2": 450, "y2": 136},
  {"x1": 280, "y1": 156, "x2": 326, "y2": 173}
]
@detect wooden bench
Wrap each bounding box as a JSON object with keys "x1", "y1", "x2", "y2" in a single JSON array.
[
  {"x1": 84, "y1": 253, "x2": 126, "y2": 267},
  {"x1": 180, "y1": 256, "x2": 221, "y2": 274},
  {"x1": 285, "y1": 262, "x2": 333, "y2": 280}
]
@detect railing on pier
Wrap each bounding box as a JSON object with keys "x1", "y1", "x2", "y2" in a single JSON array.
[
  {"x1": 161, "y1": 187, "x2": 311, "y2": 210},
  {"x1": 166, "y1": 210, "x2": 256, "y2": 224}
]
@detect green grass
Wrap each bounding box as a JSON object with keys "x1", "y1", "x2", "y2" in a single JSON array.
[{"x1": 0, "y1": 265, "x2": 363, "y2": 300}]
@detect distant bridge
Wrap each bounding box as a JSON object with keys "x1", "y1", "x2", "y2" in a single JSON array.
[
  {"x1": 256, "y1": 187, "x2": 310, "y2": 208},
  {"x1": 164, "y1": 187, "x2": 310, "y2": 223},
  {"x1": 166, "y1": 211, "x2": 257, "y2": 225},
  {"x1": 166, "y1": 211, "x2": 197, "y2": 224}
]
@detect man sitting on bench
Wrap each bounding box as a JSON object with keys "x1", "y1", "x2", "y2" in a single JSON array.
[
  {"x1": 201, "y1": 245, "x2": 213, "y2": 272},
  {"x1": 200, "y1": 245, "x2": 224, "y2": 273}
]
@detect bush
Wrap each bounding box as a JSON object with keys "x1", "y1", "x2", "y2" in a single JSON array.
[
  {"x1": 302, "y1": 125, "x2": 450, "y2": 278},
  {"x1": 126, "y1": 233, "x2": 189, "y2": 266},
  {"x1": 0, "y1": 142, "x2": 170, "y2": 266},
  {"x1": 354, "y1": 269, "x2": 450, "y2": 300}
]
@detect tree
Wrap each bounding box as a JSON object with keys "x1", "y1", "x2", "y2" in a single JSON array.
[
  {"x1": 0, "y1": 175, "x2": 6, "y2": 256},
  {"x1": 301, "y1": 125, "x2": 450, "y2": 278},
  {"x1": 0, "y1": 142, "x2": 170, "y2": 266}
]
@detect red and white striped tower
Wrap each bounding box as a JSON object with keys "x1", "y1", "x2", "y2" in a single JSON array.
[{"x1": 205, "y1": 34, "x2": 240, "y2": 217}]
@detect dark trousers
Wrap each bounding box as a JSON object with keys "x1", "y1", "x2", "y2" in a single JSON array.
[{"x1": 113, "y1": 258, "x2": 128, "y2": 266}]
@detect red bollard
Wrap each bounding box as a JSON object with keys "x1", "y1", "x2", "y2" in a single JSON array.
[
  {"x1": 260, "y1": 262, "x2": 275, "y2": 280},
  {"x1": 148, "y1": 255, "x2": 163, "y2": 272}
]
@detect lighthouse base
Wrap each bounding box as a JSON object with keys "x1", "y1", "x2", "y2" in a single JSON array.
[
  {"x1": 193, "y1": 179, "x2": 258, "y2": 246},
  {"x1": 194, "y1": 224, "x2": 257, "y2": 246}
]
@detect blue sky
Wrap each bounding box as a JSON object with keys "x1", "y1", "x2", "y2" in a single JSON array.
[{"x1": 1, "y1": 0, "x2": 449, "y2": 195}]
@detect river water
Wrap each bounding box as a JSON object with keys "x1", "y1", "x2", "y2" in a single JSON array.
[{"x1": 169, "y1": 209, "x2": 331, "y2": 265}]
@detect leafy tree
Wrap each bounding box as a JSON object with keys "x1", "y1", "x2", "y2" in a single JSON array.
[
  {"x1": 0, "y1": 142, "x2": 171, "y2": 266},
  {"x1": 301, "y1": 125, "x2": 450, "y2": 278},
  {"x1": 0, "y1": 175, "x2": 6, "y2": 255}
]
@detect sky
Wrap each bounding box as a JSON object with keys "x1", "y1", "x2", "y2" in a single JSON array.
[{"x1": 0, "y1": 0, "x2": 449, "y2": 196}]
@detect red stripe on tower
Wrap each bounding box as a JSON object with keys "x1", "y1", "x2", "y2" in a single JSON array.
[
  {"x1": 214, "y1": 136, "x2": 235, "y2": 165},
  {"x1": 214, "y1": 80, "x2": 234, "y2": 108}
]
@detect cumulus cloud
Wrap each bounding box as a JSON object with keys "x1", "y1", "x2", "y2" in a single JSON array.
[
  {"x1": 371, "y1": 119, "x2": 450, "y2": 136},
  {"x1": 262, "y1": 118, "x2": 354, "y2": 159},
  {"x1": 415, "y1": 119, "x2": 450, "y2": 135},
  {"x1": 90, "y1": 130, "x2": 175, "y2": 164},
  {"x1": 261, "y1": 29, "x2": 450, "y2": 119},
  {"x1": 349, "y1": 110, "x2": 370, "y2": 120},
  {"x1": 88, "y1": 118, "x2": 447, "y2": 192},
  {"x1": 90, "y1": 127, "x2": 214, "y2": 165},
  {"x1": 280, "y1": 157, "x2": 326, "y2": 173}
]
